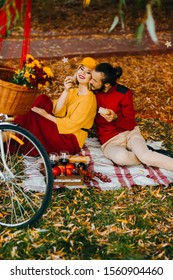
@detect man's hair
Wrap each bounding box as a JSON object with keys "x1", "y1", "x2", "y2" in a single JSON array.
[{"x1": 95, "y1": 63, "x2": 122, "y2": 86}]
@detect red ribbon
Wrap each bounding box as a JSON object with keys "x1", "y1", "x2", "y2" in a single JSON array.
[
  {"x1": 20, "y1": 0, "x2": 32, "y2": 67},
  {"x1": 0, "y1": 9, "x2": 7, "y2": 49},
  {"x1": 0, "y1": 0, "x2": 22, "y2": 48}
]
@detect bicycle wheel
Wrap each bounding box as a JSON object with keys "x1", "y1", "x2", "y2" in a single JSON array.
[{"x1": 0, "y1": 123, "x2": 53, "y2": 227}]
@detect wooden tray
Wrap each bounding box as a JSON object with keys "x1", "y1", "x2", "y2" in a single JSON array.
[{"x1": 54, "y1": 175, "x2": 85, "y2": 188}]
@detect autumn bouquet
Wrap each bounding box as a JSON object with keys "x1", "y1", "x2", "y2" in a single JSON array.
[{"x1": 12, "y1": 54, "x2": 54, "y2": 90}]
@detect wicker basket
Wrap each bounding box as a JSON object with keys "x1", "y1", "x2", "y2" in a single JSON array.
[{"x1": 0, "y1": 67, "x2": 38, "y2": 115}]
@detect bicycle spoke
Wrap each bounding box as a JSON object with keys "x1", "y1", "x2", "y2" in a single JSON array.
[{"x1": 0, "y1": 124, "x2": 52, "y2": 227}]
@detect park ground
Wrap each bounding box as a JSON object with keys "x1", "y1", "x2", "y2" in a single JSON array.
[{"x1": 0, "y1": 0, "x2": 173, "y2": 260}]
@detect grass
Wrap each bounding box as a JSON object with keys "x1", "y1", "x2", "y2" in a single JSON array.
[{"x1": 0, "y1": 185, "x2": 172, "y2": 260}]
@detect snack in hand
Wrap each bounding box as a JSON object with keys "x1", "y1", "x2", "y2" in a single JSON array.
[
  {"x1": 65, "y1": 75, "x2": 76, "y2": 88},
  {"x1": 98, "y1": 107, "x2": 111, "y2": 115}
]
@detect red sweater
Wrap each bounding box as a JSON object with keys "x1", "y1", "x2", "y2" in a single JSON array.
[{"x1": 95, "y1": 84, "x2": 137, "y2": 145}]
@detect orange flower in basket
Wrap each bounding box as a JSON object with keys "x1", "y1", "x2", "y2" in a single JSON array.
[{"x1": 12, "y1": 54, "x2": 54, "y2": 90}]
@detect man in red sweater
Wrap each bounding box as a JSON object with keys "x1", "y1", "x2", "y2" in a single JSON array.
[{"x1": 89, "y1": 62, "x2": 173, "y2": 171}]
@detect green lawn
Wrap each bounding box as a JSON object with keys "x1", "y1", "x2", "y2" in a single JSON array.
[{"x1": 0, "y1": 184, "x2": 172, "y2": 260}]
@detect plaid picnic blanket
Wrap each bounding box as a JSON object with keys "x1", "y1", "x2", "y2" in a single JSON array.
[
  {"x1": 81, "y1": 138, "x2": 173, "y2": 190},
  {"x1": 23, "y1": 137, "x2": 173, "y2": 192}
]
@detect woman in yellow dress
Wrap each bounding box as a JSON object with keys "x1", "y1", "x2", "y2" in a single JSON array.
[{"x1": 14, "y1": 57, "x2": 97, "y2": 155}]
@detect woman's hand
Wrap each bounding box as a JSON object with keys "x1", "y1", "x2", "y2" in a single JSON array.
[
  {"x1": 64, "y1": 76, "x2": 75, "y2": 90},
  {"x1": 31, "y1": 107, "x2": 48, "y2": 117},
  {"x1": 31, "y1": 107, "x2": 57, "y2": 123},
  {"x1": 100, "y1": 109, "x2": 118, "y2": 122},
  {"x1": 53, "y1": 76, "x2": 75, "y2": 114}
]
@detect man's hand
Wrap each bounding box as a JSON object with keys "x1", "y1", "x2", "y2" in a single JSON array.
[{"x1": 100, "y1": 109, "x2": 118, "y2": 122}]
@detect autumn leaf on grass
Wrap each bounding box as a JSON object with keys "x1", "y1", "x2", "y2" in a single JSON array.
[
  {"x1": 11, "y1": 246, "x2": 18, "y2": 258},
  {"x1": 150, "y1": 188, "x2": 163, "y2": 199},
  {"x1": 116, "y1": 218, "x2": 128, "y2": 224},
  {"x1": 49, "y1": 248, "x2": 66, "y2": 260},
  {"x1": 116, "y1": 191, "x2": 126, "y2": 200},
  {"x1": 143, "y1": 210, "x2": 156, "y2": 219}
]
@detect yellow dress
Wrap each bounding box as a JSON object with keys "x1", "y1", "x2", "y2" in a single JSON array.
[{"x1": 53, "y1": 88, "x2": 97, "y2": 148}]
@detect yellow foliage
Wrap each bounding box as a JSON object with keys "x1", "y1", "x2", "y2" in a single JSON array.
[{"x1": 83, "y1": 0, "x2": 91, "y2": 7}]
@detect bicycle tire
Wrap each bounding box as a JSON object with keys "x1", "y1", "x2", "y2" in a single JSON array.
[{"x1": 0, "y1": 123, "x2": 53, "y2": 227}]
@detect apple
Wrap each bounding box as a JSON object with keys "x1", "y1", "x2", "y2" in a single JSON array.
[
  {"x1": 52, "y1": 166, "x2": 61, "y2": 176},
  {"x1": 66, "y1": 163, "x2": 75, "y2": 170},
  {"x1": 58, "y1": 165, "x2": 65, "y2": 175},
  {"x1": 65, "y1": 168, "x2": 73, "y2": 176}
]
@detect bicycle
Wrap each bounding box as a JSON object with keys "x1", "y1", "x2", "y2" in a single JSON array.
[{"x1": 0, "y1": 114, "x2": 53, "y2": 228}]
